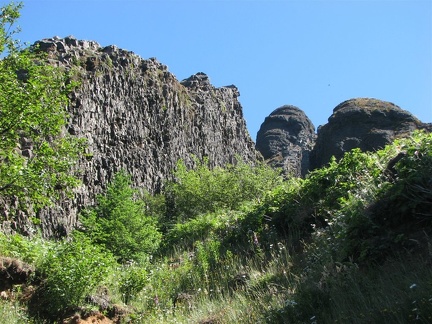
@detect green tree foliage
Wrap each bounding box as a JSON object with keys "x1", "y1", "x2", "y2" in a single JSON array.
[
  {"x1": 0, "y1": 2, "x2": 85, "y2": 211},
  {"x1": 165, "y1": 157, "x2": 282, "y2": 221},
  {"x1": 80, "y1": 171, "x2": 162, "y2": 264},
  {"x1": 0, "y1": 2, "x2": 22, "y2": 54}
]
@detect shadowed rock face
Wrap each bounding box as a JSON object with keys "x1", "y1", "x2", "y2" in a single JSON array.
[
  {"x1": 310, "y1": 98, "x2": 424, "y2": 170},
  {"x1": 256, "y1": 105, "x2": 316, "y2": 177},
  {"x1": 2, "y1": 36, "x2": 260, "y2": 238}
]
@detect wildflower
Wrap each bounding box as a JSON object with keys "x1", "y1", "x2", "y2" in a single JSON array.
[{"x1": 410, "y1": 283, "x2": 417, "y2": 289}]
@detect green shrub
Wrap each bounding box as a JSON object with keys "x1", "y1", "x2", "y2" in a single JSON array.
[
  {"x1": 322, "y1": 131, "x2": 432, "y2": 264},
  {"x1": 80, "y1": 171, "x2": 162, "y2": 264},
  {"x1": 117, "y1": 262, "x2": 148, "y2": 304},
  {"x1": 195, "y1": 239, "x2": 221, "y2": 278},
  {"x1": 0, "y1": 2, "x2": 85, "y2": 213},
  {"x1": 371, "y1": 131, "x2": 432, "y2": 228},
  {"x1": 164, "y1": 157, "x2": 282, "y2": 221},
  {"x1": 163, "y1": 208, "x2": 244, "y2": 250},
  {"x1": 0, "y1": 232, "x2": 50, "y2": 266},
  {"x1": 36, "y1": 234, "x2": 115, "y2": 318}
]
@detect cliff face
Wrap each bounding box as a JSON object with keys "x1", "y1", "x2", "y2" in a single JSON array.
[
  {"x1": 255, "y1": 105, "x2": 316, "y2": 177},
  {"x1": 5, "y1": 36, "x2": 259, "y2": 238}
]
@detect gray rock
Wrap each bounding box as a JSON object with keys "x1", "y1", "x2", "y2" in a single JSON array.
[
  {"x1": 256, "y1": 105, "x2": 316, "y2": 177},
  {"x1": 5, "y1": 36, "x2": 259, "y2": 238},
  {"x1": 310, "y1": 98, "x2": 424, "y2": 170}
]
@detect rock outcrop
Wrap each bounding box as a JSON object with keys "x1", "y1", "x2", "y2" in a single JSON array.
[
  {"x1": 257, "y1": 98, "x2": 431, "y2": 176},
  {"x1": 310, "y1": 98, "x2": 426, "y2": 170},
  {"x1": 255, "y1": 105, "x2": 316, "y2": 177},
  {"x1": 3, "y1": 36, "x2": 259, "y2": 238}
]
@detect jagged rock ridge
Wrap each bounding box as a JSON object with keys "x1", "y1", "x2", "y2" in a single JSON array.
[{"x1": 4, "y1": 36, "x2": 259, "y2": 238}]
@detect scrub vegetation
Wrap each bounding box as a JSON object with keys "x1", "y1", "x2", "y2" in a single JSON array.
[
  {"x1": 1, "y1": 2, "x2": 432, "y2": 323},
  {"x1": 2, "y1": 130, "x2": 431, "y2": 323}
]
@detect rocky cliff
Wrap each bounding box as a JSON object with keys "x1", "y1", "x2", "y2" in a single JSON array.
[
  {"x1": 257, "y1": 98, "x2": 431, "y2": 176},
  {"x1": 4, "y1": 36, "x2": 430, "y2": 238},
  {"x1": 4, "y1": 36, "x2": 259, "y2": 237},
  {"x1": 255, "y1": 105, "x2": 316, "y2": 177}
]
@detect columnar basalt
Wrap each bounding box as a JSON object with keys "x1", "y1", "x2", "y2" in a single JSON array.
[{"x1": 3, "y1": 36, "x2": 259, "y2": 237}]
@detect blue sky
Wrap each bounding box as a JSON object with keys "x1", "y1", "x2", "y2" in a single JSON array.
[{"x1": 9, "y1": 0, "x2": 432, "y2": 140}]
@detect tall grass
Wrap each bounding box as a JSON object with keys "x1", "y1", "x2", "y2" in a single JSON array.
[{"x1": 0, "y1": 131, "x2": 431, "y2": 323}]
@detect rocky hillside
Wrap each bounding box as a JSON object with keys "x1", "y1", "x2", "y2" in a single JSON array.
[
  {"x1": 4, "y1": 37, "x2": 431, "y2": 238},
  {"x1": 7, "y1": 36, "x2": 259, "y2": 238},
  {"x1": 257, "y1": 98, "x2": 431, "y2": 175}
]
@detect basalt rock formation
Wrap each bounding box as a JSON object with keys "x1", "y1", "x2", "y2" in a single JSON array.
[
  {"x1": 257, "y1": 98, "x2": 431, "y2": 176},
  {"x1": 255, "y1": 105, "x2": 316, "y2": 177},
  {"x1": 310, "y1": 98, "x2": 429, "y2": 170},
  {"x1": 3, "y1": 36, "x2": 259, "y2": 238}
]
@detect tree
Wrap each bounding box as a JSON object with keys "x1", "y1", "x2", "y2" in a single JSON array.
[
  {"x1": 0, "y1": 2, "x2": 85, "y2": 212},
  {"x1": 80, "y1": 171, "x2": 162, "y2": 264}
]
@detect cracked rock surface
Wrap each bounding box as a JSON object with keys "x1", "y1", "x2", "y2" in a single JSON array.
[{"x1": 4, "y1": 36, "x2": 259, "y2": 238}]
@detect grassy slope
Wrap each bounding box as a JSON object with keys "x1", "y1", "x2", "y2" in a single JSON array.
[{"x1": 1, "y1": 131, "x2": 432, "y2": 323}]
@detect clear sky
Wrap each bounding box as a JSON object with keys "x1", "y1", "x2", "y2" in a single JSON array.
[{"x1": 8, "y1": 0, "x2": 432, "y2": 141}]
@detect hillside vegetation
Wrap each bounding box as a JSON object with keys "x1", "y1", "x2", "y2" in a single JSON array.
[
  {"x1": 1, "y1": 2, "x2": 432, "y2": 323},
  {"x1": 1, "y1": 130, "x2": 431, "y2": 323}
]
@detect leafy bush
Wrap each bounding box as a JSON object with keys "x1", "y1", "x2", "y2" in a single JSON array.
[
  {"x1": 324, "y1": 132, "x2": 432, "y2": 264},
  {"x1": 163, "y1": 208, "x2": 245, "y2": 250},
  {"x1": 371, "y1": 131, "x2": 432, "y2": 227},
  {"x1": 80, "y1": 171, "x2": 162, "y2": 264},
  {"x1": 164, "y1": 157, "x2": 282, "y2": 221},
  {"x1": 35, "y1": 234, "x2": 115, "y2": 318},
  {"x1": 195, "y1": 239, "x2": 221, "y2": 279},
  {"x1": 117, "y1": 262, "x2": 148, "y2": 304},
  {"x1": 0, "y1": 232, "x2": 50, "y2": 266}
]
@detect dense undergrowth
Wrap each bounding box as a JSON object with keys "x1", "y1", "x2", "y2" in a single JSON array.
[{"x1": 1, "y1": 131, "x2": 432, "y2": 323}]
